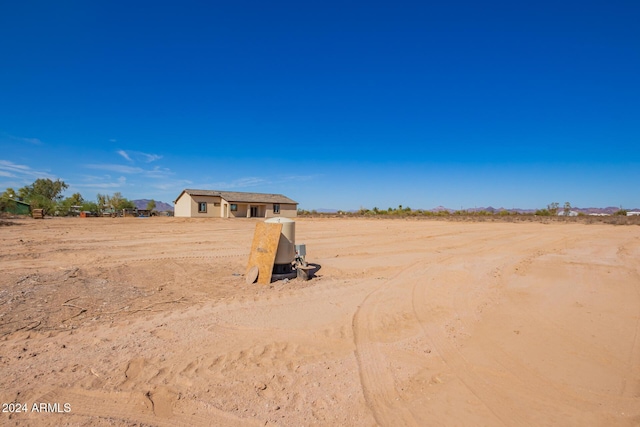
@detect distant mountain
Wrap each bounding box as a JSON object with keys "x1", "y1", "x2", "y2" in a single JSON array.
[
  {"x1": 574, "y1": 206, "x2": 630, "y2": 215},
  {"x1": 431, "y1": 206, "x2": 450, "y2": 212},
  {"x1": 465, "y1": 206, "x2": 535, "y2": 214},
  {"x1": 133, "y1": 199, "x2": 174, "y2": 212}
]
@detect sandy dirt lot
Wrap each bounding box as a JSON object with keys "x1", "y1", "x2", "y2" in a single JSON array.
[{"x1": 1, "y1": 217, "x2": 639, "y2": 426}]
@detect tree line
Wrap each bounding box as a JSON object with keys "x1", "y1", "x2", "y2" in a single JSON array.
[
  {"x1": 299, "y1": 202, "x2": 630, "y2": 217},
  {"x1": 1, "y1": 178, "x2": 156, "y2": 216}
]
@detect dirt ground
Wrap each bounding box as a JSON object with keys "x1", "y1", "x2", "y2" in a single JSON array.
[{"x1": 1, "y1": 216, "x2": 639, "y2": 426}]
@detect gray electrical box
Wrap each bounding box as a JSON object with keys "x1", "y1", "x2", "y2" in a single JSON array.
[{"x1": 295, "y1": 244, "x2": 306, "y2": 257}]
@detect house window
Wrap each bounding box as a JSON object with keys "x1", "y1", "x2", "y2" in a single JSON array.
[
  {"x1": 273, "y1": 204, "x2": 280, "y2": 214},
  {"x1": 230, "y1": 204, "x2": 237, "y2": 211},
  {"x1": 198, "y1": 202, "x2": 207, "y2": 213}
]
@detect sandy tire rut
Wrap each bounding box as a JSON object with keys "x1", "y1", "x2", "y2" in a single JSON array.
[{"x1": 351, "y1": 231, "x2": 640, "y2": 426}]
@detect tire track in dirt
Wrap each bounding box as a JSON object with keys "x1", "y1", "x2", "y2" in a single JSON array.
[
  {"x1": 410, "y1": 250, "x2": 567, "y2": 425},
  {"x1": 352, "y1": 233, "x2": 576, "y2": 425},
  {"x1": 409, "y1": 246, "x2": 537, "y2": 426},
  {"x1": 352, "y1": 259, "x2": 426, "y2": 427},
  {"x1": 421, "y1": 234, "x2": 580, "y2": 418},
  {"x1": 352, "y1": 227, "x2": 484, "y2": 426},
  {"x1": 351, "y1": 230, "x2": 530, "y2": 426},
  {"x1": 412, "y1": 233, "x2": 640, "y2": 424}
]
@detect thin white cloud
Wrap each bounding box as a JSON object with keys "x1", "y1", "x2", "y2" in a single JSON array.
[
  {"x1": 0, "y1": 160, "x2": 55, "y2": 192},
  {"x1": 5, "y1": 134, "x2": 43, "y2": 145},
  {"x1": 276, "y1": 174, "x2": 320, "y2": 183},
  {"x1": 116, "y1": 150, "x2": 162, "y2": 163},
  {"x1": 117, "y1": 150, "x2": 132, "y2": 162},
  {"x1": 233, "y1": 177, "x2": 267, "y2": 187},
  {"x1": 152, "y1": 180, "x2": 193, "y2": 191},
  {"x1": 86, "y1": 164, "x2": 144, "y2": 174},
  {"x1": 20, "y1": 137, "x2": 42, "y2": 145},
  {"x1": 145, "y1": 166, "x2": 173, "y2": 179},
  {"x1": 73, "y1": 176, "x2": 127, "y2": 190},
  {"x1": 74, "y1": 183, "x2": 121, "y2": 189},
  {"x1": 78, "y1": 174, "x2": 112, "y2": 181},
  {"x1": 141, "y1": 153, "x2": 162, "y2": 163},
  {"x1": 0, "y1": 160, "x2": 53, "y2": 179},
  {"x1": 0, "y1": 160, "x2": 31, "y2": 174},
  {"x1": 109, "y1": 139, "x2": 117, "y2": 143},
  {"x1": 202, "y1": 177, "x2": 268, "y2": 189},
  {"x1": 84, "y1": 163, "x2": 172, "y2": 179}
]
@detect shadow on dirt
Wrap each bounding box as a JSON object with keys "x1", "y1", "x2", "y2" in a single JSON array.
[{"x1": 307, "y1": 263, "x2": 322, "y2": 277}]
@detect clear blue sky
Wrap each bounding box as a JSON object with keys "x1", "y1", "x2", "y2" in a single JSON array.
[{"x1": 1, "y1": 1, "x2": 638, "y2": 210}]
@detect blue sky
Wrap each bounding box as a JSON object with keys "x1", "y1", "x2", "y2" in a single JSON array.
[{"x1": 1, "y1": 1, "x2": 638, "y2": 210}]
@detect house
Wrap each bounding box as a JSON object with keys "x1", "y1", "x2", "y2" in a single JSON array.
[
  {"x1": 628, "y1": 211, "x2": 640, "y2": 217},
  {"x1": 174, "y1": 189, "x2": 298, "y2": 218}
]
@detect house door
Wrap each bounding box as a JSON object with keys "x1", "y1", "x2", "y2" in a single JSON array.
[{"x1": 250, "y1": 206, "x2": 258, "y2": 217}]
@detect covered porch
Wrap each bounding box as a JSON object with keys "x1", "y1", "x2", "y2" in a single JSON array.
[{"x1": 224, "y1": 202, "x2": 268, "y2": 218}]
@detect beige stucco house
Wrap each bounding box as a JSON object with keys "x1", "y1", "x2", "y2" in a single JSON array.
[{"x1": 174, "y1": 189, "x2": 298, "y2": 218}]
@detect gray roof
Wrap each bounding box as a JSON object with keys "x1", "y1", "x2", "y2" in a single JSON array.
[{"x1": 177, "y1": 189, "x2": 297, "y2": 204}]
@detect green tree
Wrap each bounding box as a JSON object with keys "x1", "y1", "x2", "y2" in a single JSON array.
[
  {"x1": 58, "y1": 192, "x2": 84, "y2": 216},
  {"x1": 1, "y1": 188, "x2": 17, "y2": 200},
  {"x1": 97, "y1": 193, "x2": 108, "y2": 212},
  {"x1": 123, "y1": 199, "x2": 134, "y2": 209},
  {"x1": 95, "y1": 192, "x2": 134, "y2": 214},
  {"x1": 81, "y1": 201, "x2": 99, "y2": 214},
  {"x1": 146, "y1": 199, "x2": 157, "y2": 212},
  {"x1": 18, "y1": 178, "x2": 68, "y2": 216},
  {"x1": 358, "y1": 206, "x2": 370, "y2": 215},
  {"x1": 109, "y1": 192, "x2": 124, "y2": 210},
  {"x1": 0, "y1": 188, "x2": 18, "y2": 211},
  {"x1": 547, "y1": 202, "x2": 559, "y2": 216},
  {"x1": 563, "y1": 202, "x2": 572, "y2": 216},
  {"x1": 103, "y1": 192, "x2": 134, "y2": 211}
]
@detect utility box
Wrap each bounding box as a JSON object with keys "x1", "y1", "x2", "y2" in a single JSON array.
[
  {"x1": 295, "y1": 244, "x2": 306, "y2": 258},
  {"x1": 264, "y1": 217, "x2": 295, "y2": 265}
]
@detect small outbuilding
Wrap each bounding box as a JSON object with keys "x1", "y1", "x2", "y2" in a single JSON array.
[
  {"x1": 174, "y1": 189, "x2": 298, "y2": 219},
  {"x1": 1, "y1": 199, "x2": 31, "y2": 215},
  {"x1": 557, "y1": 210, "x2": 579, "y2": 217}
]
